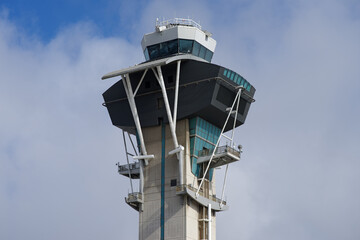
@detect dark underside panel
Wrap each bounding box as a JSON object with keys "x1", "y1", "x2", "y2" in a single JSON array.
[{"x1": 102, "y1": 59, "x2": 255, "y2": 132}]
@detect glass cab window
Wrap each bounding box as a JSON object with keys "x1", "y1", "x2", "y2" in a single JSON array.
[{"x1": 145, "y1": 39, "x2": 213, "y2": 62}]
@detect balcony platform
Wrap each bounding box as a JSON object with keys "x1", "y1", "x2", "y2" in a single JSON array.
[
  {"x1": 176, "y1": 184, "x2": 228, "y2": 211},
  {"x1": 125, "y1": 192, "x2": 143, "y2": 211},
  {"x1": 118, "y1": 162, "x2": 140, "y2": 179},
  {"x1": 196, "y1": 145, "x2": 240, "y2": 168}
]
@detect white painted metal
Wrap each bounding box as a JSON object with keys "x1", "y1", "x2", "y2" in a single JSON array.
[
  {"x1": 196, "y1": 89, "x2": 242, "y2": 198},
  {"x1": 153, "y1": 66, "x2": 179, "y2": 148},
  {"x1": 230, "y1": 87, "x2": 241, "y2": 146},
  {"x1": 220, "y1": 88, "x2": 241, "y2": 207},
  {"x1": 122, "y1": 130, "x2": 134, "y2": 193},
  {"x1": 156, "y1": 18, "x2": 202, "y2": 30},
  {"x1": 152, "y1": 65, "x2": 186, "y2": 186},
  {"x1": 208, "y1": 204, "x2": 212, "y2": 240},
  {"x1": 179, "y1": 148, "x2": 184, "y2": 185},
  {"x1": 133, "y1": 68, "x2": 148, "y2": 96},
  {"x1": 221, "y1": 134, "x2": 232, "y2": 141},
  {"x1": 173, "y1": 60, "x2": 181, "y2": 130},
  {"x1": 127, "y1": 132, "x2": 138, "y2": 155},
  {"x1": 219, "y1": 164, "x2": 228, "y2": 209},
  {"x1": 102, "y1": 54, "x2": 206, "y2": 80},
  {"x1": 121, "y1": 73, "x2": 149, "y2": 195},
  {"x1": 168, "y1": 145, "x2": 184, "y2": 155},
  {"x1": 141, "y1": 24, "x2": 217, "y2": 52},
  {"x1": 132, "y1": 155, "x2": 155, "y2": 160}
]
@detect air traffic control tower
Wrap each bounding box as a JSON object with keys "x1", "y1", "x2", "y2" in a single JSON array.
[{"x1": 101, "y1": 18, "x2": 255, "y2": 240}]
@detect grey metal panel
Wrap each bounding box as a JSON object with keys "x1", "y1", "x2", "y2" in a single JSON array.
[{"x1": 102, "y1": 59, "x2": 255, "y2": 132}]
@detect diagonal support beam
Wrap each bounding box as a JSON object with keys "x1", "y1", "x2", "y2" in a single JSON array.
[
  {"x1": 173, "y1": 60, "x2": 181, "y2": 130},
  {"x1": 134, "y1": 69, "x2": 148, "y2": 96},
  {"x1": 121, "y1": 73, "x2": 149, "y2": 196},
  {"x1": 152, "y1": 66, "x2": 185, "y2": 185},
  {"x1": 196, "y1": 89, "x2": 243, "y2": 198}
]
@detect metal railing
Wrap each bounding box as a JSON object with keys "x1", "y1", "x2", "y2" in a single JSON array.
[
  {"x1": 176, "y1": 184, "x2": 226, "y2": 205},
  {"x1": 118, "y1": 162, "x2": 140, "y2": 173},
  {"x1": 156, "y1": 18, "x2": 202, "y2": 30},
  {"x1": 126, "y1": 192, "x2": 143, "y2": 202},
  {"x1": 198, "y1": 145, "x2": 240, "y2": 158}
]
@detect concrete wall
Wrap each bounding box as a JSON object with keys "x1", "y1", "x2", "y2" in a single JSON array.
[{"x1": 139, "y1": 119, "x2": 216, "y2": 240}]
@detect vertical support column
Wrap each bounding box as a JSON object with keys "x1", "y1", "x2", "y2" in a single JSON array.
[
  {"x1": 122, "y1": 130, "x2": 134, "y2": 193},
  {"x1": 208, "y1": 204, "x2": 212, "y2": 240}
]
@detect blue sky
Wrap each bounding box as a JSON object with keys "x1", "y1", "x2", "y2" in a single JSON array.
[{"x1": 1, "y1": 0, "x2": 360, "y2": 240}]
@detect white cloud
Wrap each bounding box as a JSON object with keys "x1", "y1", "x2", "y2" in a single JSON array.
[{"x1": 1, "y1": 0, "x2": 359, "y2": 239}]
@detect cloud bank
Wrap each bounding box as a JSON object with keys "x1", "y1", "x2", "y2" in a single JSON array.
[{"x1": 1, "y1": 0, "x2": 359, "y2": 239}]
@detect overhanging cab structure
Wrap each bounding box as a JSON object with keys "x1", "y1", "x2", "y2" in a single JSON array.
[{"x1": 102, "y1": 18, "x2": 255, "y2": 240}]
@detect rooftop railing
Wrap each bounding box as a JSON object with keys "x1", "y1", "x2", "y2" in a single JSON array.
[{"x1": 156, "y1": 18, "x2": 202, "y2": 30}]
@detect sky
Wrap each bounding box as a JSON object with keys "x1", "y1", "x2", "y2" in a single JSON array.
[{"x1": 0, "y1": 0, "x2": 359, "y2": 239}]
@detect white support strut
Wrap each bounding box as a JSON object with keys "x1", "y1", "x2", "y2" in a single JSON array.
[
  {"x1": 152, "y1": 66, "x2": 185, "y2": 185},
  {"x1": 121, "y1": 73, "x2": 149, "y2": 195},
  {"x1": 134, "y1": 68, "x2": 148, "y2": 96},
  {"x1": 153, "y1": 66, "x2": 179, "y2": 148},
  {"x1": 173, "y1": 60, "x2": 181, "y2": 130},
  {"x1": 122, "y1": 130, "x2": 134, "y2": 194},
  {"x1": 220, "y1": 87, "x2": 241, "y2": 207},
  {"x1": 196, "y1": 88, "x2": 242, "y2": 198},
  {"x1": 208, "y1": 204, "x2": 212, "y2": 240}
]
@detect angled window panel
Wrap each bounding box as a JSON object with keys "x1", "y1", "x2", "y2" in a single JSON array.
[
  {"x1": 167, "y1": 39, "x2": 178, "y2": 55},
  {"x1": 148, "y1": 44, "x2": 160, "y2": 59},
  {"x1": 204, "y1": 49, "x2": 213, "y2": 62},
  {"x1": 144, "y1": 48, "x2": 150, "y2": 61},
  {"x1": 223, "y1": 69, "x2": 228, "y2": 76},
  {"x1": 179, "y1": 39, "x2": 194, "y2": 53},
  {"x1": 205, "y1": 49, "x2": 214, "y2": 62},
  {"x1": 199, "y1": 45, "x2": 206, "y2": 59},
  {"x1": 227, "y1": 70, "x2": 231, "y2": 78},
  {"x1": 234, "y1": 74, "x2": 238, "y2": 83},
  {"x1": 192, "y1": 41, "x2": 201, "y2": 56}
]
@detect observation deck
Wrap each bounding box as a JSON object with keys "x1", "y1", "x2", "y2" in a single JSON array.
[
  {"x1": 176, "y1": 184, "x2": 228, "y2": 211},
  {"x1": 196, "y1": 145, "x2": 241, "y2": 168},
  {"x1": 125, "y1": 192, "x2": 143, "y2": 211},
  {"x1": 118, "y1": 162, "x2": 140, "y2": 179}
]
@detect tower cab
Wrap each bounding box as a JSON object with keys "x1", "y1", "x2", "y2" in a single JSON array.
[{"x1": 142, "y1": 18, "x2": 216, "y2": 62}]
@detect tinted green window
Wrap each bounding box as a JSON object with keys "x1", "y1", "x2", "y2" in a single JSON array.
[
  {"x1": 244, "y1": 81, "x2": 248, "y2": 88},
  {"x1": 223, "y1": 69, "x2": 228, "y2": 76},
  {"x1": 179, "y1": 39, "x2": 193, "y2": 53},
  {"x1": 192, "y1": 41, "x2": 201, "y2": 56},
  {"x1": 237, "y1": 76, "x2": 242, "y2": 85},
  {"x1": 204, "y1": 49, "x2": 213, "y2": 62},
  {"x1": 199, "y1": 45, "x2": 206, "y2": 59},
  {"x1": 230, "y1": 72, "x2": 235, "y2": 81},
  {"x1": 227, "y1": 70, "x2": 231, "y2": 78},
  {"x1": 159, "y1": 42, "x2": 169, "y2": 57},
  {"x1": 144, "y1": 48, "x2": 150, "y2": 61},
  {"x1": 240, "y1": 78, "x2": 244, "y2": 86},
  {"x1": 148, "y1": 44, "x2": 160, "y2": 59},
  {"x1": 247, "y1": 85, "x2": 251, "y2": 91},
  {"x1": 167, "y1": 39, "x2": 178, "y2": 55}
]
